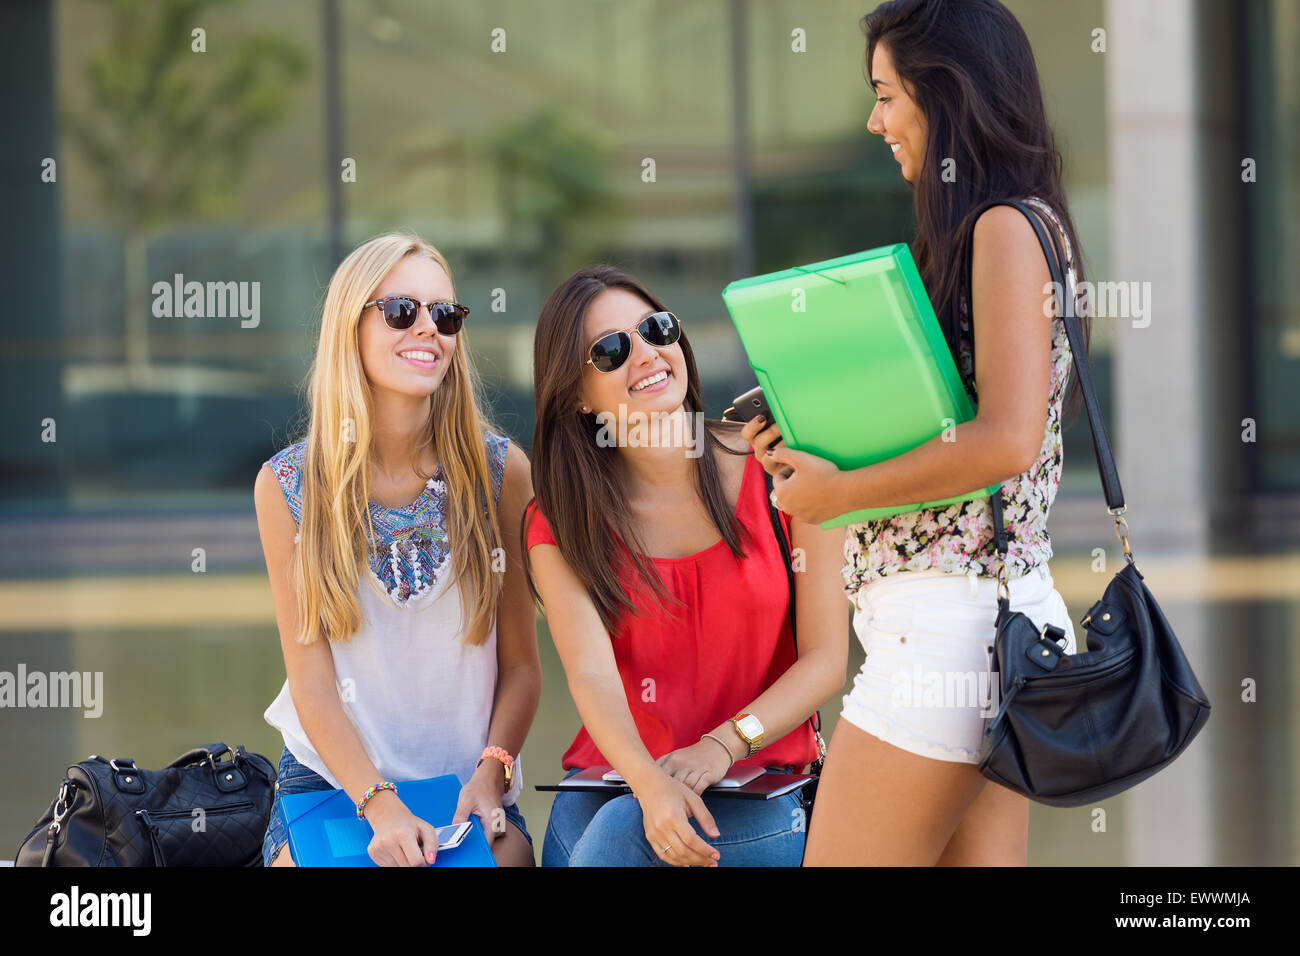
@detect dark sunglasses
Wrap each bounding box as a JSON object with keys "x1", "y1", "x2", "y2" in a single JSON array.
[
  {"x1": 585, "y1": 311, "x2": 682, "y2": 373},
  {"x1": 364, "y1": 296, "x2": 469, "y2": 335}
]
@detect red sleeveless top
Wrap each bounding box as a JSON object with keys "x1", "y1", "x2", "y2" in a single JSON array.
[{"x1": 525, "y1": 453, "x2": 819, "y2": 771}]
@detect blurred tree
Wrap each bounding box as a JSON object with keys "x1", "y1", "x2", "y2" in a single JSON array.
[
  {"x1": 62, "y1": 0, "x2": 308, "y2": 382},
  {"x1": 487, "y1": 109, "x2": 618, "y2": 288}
]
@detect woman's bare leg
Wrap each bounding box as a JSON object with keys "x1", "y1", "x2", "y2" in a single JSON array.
[
  {"x1": 935, "y1": 780, "x2": 1028, "y2": 866},
  {"x1": 802, "y1": 718, "x2": 986, "y2": 866},
  {"x1": 270, "y1": 843, "x2": 294, "y2": 867},
  {"x1": 489, "y1": 823, "x2": 536, "y2": 867}
]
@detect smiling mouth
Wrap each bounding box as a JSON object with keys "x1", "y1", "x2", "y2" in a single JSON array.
[
  {"x1": 399, "y1": 349, "x2": 439, "y2": 369},
  {"x1": 629, "y1": 369, "x2": 671, "y2": 393}
]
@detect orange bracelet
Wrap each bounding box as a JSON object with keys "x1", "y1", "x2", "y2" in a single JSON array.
[
  {"x1": 478, "y1": 746, "x2": 513, "y2": 772},
  {"x1": 477, "y1": 746, "x2": 514, "y2": 792}
]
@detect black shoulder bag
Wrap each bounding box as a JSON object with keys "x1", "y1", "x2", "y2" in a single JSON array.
[
  {"x1": 14, "y1": 742, "x2": 275, "y2": 866},
  {"x1": 967, "y1": 199, "x2": 1212, "y2": 806},
  {"x1": 762, "y1": 469, "x2": 828, "y2": 817}
]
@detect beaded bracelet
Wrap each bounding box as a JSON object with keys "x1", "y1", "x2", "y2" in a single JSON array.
[{"x1": 356, "y1": 781, "x2": 397, "y2": 820}]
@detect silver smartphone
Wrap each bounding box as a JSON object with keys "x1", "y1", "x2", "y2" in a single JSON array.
[
  {"x1": 435, "y1": 821, "x2": 473, "y2": 850},
  {"x1": 722, "y1": 384, "x2": 774, "y2": 424}
]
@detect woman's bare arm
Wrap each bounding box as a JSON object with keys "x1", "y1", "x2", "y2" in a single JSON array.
[
  {"x1": 529, "y1": 537, "x2": 720, "y2": 864},
  {"x1": 752, "y1": 205, "x2": 1056, "y2": 513},
  {"x1": 254, "y1": 465, "x2": 399, "y2": 812},
  {"x1": 482, "y1": 442, "x2": 543, "y2": 778},
  {"x1": 837, "y1": 206, "x2": 1053, "y2": 506},
  {"x1": 527, "y1": 539, "x2": 663, "y2": 791},
  {"x1": 707, "y1": 517, "x2": 848, "y2": 761}
]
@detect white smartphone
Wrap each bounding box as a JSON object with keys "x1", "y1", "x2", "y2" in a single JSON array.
[{"x1": 435, "y1": 821, "x2": 473, "y2": 850}]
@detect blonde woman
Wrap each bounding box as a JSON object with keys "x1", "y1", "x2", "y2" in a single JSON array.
[{"x1": 256, "y1": 232, "x2": 541, "y2": 867}]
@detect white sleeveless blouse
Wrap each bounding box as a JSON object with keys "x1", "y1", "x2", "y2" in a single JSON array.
[{"x1": 261, "y1": 431, "x2": 521, "y2": 806}]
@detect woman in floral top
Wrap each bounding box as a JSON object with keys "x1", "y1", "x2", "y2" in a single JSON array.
[
  {"x1": 742, "y1": 0, "x2": 1090, "y2": 866},
  {"x1": 842, "y1": 193, "x2": 1077, "y2": 590}
]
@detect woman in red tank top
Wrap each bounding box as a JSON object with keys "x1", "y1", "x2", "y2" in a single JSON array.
[{"x1": 523, "y1": 266, "x2": 849, "y2": 867}]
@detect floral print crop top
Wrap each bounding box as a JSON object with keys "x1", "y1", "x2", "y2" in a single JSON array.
[{"x1": 841, "y1": 197, "x2": 1079, "y2": 598}]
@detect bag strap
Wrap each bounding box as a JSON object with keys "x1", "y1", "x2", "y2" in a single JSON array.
[
  {"x1": 963, "y1": 199, "x2": 1125, "y2": 510},
  {"x1": 762, "y1": 468, "x2": 826, "y2": 770},
  {"x1": 164, "y1": 742, "x2": 234, "y2": 769},
  {"x1": 962, "y1": 199, "x2": 1134, "y2": 604}
]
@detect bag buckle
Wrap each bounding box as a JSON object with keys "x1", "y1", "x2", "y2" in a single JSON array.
[
  {"x1": 202, "y1": 745, "x2": 235, "y2": 771},
  {"x1": 109, "y1": 757, "x2": 145, "y2": 793},
  {"x1": 1040, "y1": 623, "x2": 1069, "y2": 649},
  {"x1": 1034, "y1": 623, "x2": 1069, "y2": 662},
  {"x1": 207, "y1": 746, "x2": 247, "y2": 791}
]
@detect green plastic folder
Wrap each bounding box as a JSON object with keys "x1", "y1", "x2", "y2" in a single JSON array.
[{"x1": 722, "y1": 243, "x2": 999, "y2": 528}]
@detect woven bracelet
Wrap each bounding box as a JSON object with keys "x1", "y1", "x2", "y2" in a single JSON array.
[{"x1": 357, "y1": 781, "x2": 397, "y2": 820}]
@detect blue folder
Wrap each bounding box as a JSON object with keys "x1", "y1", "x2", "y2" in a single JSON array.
[{"x1": 279, "y1": 773, "x2": 497, "y2": 867}]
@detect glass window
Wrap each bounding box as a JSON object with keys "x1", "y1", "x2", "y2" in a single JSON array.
[{"x1": 1247, "y1": 0, "x2": 1300, "y2": 491}]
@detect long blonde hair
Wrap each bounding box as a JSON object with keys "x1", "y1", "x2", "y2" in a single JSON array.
[{"x1": 292, "y1": 231, "x2": 504, "y2": 646}]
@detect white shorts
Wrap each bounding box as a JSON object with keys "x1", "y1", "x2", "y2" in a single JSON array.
[{"x1": 840, "y1": 565, "x2": 1076, "y2": 764}]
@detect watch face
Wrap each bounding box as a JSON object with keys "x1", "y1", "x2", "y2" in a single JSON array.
[{"x1": 736, "y1": 714, "x2": 763, "y2": 740}]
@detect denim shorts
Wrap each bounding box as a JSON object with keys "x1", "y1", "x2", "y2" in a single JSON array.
[{"x1": 262, "y1": 745, "x2": 532, "y2": 866}]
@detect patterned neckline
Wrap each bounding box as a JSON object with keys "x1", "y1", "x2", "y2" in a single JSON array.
[
  {"x1": 367, "y1": 463, "x2": 445, "y2": 517},
  {"x1": 269, "y1": 434, "x2": 509, "y2": 611},
  {"x1": 364, "y1": 464, "x2": 451, "y2": 608}
]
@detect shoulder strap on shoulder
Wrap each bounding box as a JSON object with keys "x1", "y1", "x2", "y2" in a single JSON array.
[{"x1": 965, "y1": 200, "x2": 1127, "y2": 600}]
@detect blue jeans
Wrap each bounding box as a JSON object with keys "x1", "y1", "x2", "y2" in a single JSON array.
[
  {"x1": 262, "y1": 745, "x2": 532, "y2": 866},
  {"x1": 542, "y1": 766, "x2": 807, "y2": 866}
]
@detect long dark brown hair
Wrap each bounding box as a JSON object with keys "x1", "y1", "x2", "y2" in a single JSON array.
[
  {"x1": 521, "y1": 265, "x2": 751, "y2": 633},
  {"x1": 863, "y1": 0, "x2": 1090, "y2": 420}
]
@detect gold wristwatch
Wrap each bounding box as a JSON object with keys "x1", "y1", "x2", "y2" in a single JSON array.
[{"x1": 731, "y1": 712, "x2": 764, "y2": 758}]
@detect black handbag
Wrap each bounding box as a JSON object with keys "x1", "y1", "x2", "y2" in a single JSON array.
[
  {"x1": 763, "y1": 468, "x2": 826, "y2": 819},
  {"x1": 966, "y1": 199, "x2": 1212, "y2": 806},
  {"x1": 14, "y1": 742, "x2": 276, "y2": 866}
]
